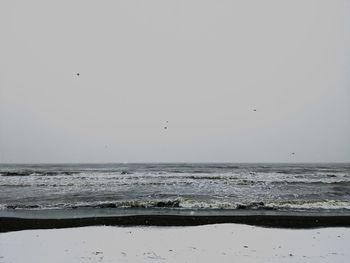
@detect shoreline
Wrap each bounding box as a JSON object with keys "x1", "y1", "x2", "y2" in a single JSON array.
[{"x1": 2, "y1": 213, "x2": 350, "y2": 233}]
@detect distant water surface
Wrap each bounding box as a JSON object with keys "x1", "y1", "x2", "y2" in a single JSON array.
[{"x1": 1, "y1": 163, "x2": 349, "y2": 213}]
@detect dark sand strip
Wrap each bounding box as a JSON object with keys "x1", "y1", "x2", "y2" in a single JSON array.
[{"x1": 1, "y1": 214, "x2": 350, "y2": 233}]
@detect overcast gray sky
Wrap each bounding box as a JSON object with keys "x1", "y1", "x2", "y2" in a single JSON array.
[{"x1": 0, "y1": 0, "x2": 349, "y2": 163}]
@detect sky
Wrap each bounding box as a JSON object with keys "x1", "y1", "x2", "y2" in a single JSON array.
[{"x1": 0, "y1": 0, "x2": 349, "y2": 163}]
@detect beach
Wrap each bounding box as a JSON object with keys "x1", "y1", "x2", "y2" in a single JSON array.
[
  {"x1": 2, "y1": 0, "x2": 349, "y2": 261},
  {"x1": 1, "y1": 163, "x2": 349, "y2": 262},
  {"x1": 2, "y1": 209, "x2": 350, "y2": 232},
  {"x1": 1, "y1": 224, "x2": 349, "y2": 263}
]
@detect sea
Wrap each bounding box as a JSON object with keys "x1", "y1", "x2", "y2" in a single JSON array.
[{"x1": 1, "y1": 163, "x2": 350, "y2": 215}]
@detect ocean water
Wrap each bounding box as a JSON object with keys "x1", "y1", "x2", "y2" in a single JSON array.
[{"x1": 0, "y1": 163, "x2": 349, "y2": 213}]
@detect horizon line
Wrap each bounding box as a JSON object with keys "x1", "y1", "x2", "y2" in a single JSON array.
[{"x1": 1, "y1": 161, "x2": 349, "y2": 165}]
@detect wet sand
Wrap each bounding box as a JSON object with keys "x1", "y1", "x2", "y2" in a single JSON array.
[{"x1": 1, "y1": 213, "x2": 350, "y2": 233}]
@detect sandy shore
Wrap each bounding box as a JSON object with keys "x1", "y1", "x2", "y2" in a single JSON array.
[
  {"x1": 2, "y1": 209, "x2": 350, "y2": 232},
  {"x1": 0, "y1": 224, "x2": 349, "y2": 263}
]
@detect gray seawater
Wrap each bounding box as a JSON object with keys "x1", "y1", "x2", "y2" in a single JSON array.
[{"x1": 0, "y1": 163, "x2": 349, "y2": 213}]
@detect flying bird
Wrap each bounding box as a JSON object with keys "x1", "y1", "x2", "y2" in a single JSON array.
[{"x1": 164, "y1": 121, "x2": 169, "y2": 130}]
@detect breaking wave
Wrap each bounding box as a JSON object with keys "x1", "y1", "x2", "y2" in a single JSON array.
[{"x1": 3, "y1": 199, "x2": 350, "y2": 211}]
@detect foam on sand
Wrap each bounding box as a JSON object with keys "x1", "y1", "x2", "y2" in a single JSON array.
[{"x1": 0, "y1": 224, "x2": 349, "y2": 263}]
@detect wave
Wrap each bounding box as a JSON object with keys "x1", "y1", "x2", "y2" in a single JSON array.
[
  {"x1": 3, "y1": 204, "x2": 41, "y2": 209},
  {"x1": 2, "y1": 199, "x2": 182, "y2": 210},
  {"x1": 274, "y1": 169, "x2": 315, "y2": 175},
  {"x1": 269, "y1": 180, "x2": 350, "y2": 185},
  {"x1": 0, "y1": 171, "x2": 78, "y2": 177},
  {"x1": 0, "y1": 172, "x2": 32, "y2": 177},
  {"x1": 2, "y1": 198, "x2": 350, "y2": 211},
  {"x1": 266, "y1": 200, "x2": 350, "y2": 210},
  {"x1": 0, "y1": 170, "x2": 136, "y2": 177}
]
